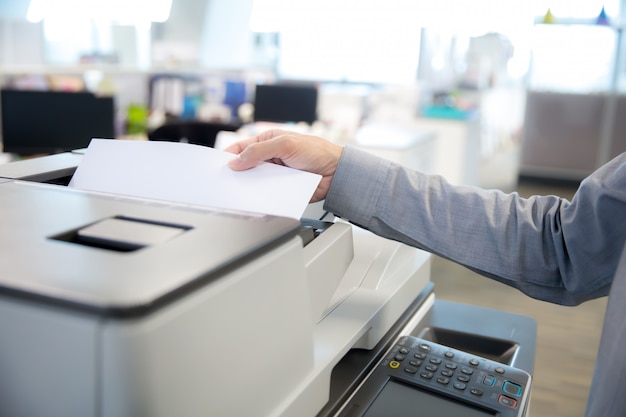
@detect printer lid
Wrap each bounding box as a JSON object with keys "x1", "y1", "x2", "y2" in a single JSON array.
[{"x1": 0, "y1": 181, "x2": 301, "y2": 318}]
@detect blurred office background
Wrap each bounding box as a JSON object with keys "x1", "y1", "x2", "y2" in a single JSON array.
[
  {"x1": 0, "y1": 1, "x2": 623, "y2": 416},
  {"x1": 1, "y1": 0, "x2": 625, "y2": 186}
]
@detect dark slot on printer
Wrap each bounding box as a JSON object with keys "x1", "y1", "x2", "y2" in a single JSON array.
[
  {"x1": 299, "y1": 218, "x2": 334, "y2": 246},
  {"x1": 51, "y1": 216, "x2": 191, "y2": 252}
]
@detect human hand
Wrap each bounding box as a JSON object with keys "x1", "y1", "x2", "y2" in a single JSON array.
[{"x1": 225, "y1": 129, "x2": 343, "y2": 202}]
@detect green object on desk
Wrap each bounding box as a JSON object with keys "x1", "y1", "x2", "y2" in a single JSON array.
[{"x1": 127, "y1": 104, "x2": 148, "y2": 134}]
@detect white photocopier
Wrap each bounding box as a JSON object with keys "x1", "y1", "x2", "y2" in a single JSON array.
[{"x1": 0, "y1": 149, "x2": 537, "y2": 417}]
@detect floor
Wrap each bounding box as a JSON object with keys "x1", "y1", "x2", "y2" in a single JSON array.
[{"x1": 430, "y1": 178, "x2": 608, "y2": 417}]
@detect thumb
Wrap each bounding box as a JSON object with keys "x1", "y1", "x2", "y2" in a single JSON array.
[{"x1": 227, "y1": 152, "x2": 257, "y2": 171}]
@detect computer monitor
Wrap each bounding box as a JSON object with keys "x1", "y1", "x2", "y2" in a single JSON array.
[
  {"x1": 253, "y1": 83, "x2": 318, "y2": 124},
  {"x1": 1, "y1": 89, "x2": 115, "y2": 155}
]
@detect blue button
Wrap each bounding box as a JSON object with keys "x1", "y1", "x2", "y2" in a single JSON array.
[
  {"x1": 503, "y1": 381, "x2": 522, "y2": 396},
  {"x1": 483, "y1": 375, "x2": 496, "y2": 386}
]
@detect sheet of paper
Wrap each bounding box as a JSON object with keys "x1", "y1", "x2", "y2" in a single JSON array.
[{"x1": 69, "y1": 139, "x2": 322, "y2": 219}]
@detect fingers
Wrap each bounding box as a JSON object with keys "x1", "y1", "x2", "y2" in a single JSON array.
[
  {"x1": 225, "y1": 128, "x2": 343, "y2": 180},
  {"x1": 223, "y1": 129, "x2": 290, "y2": 155},
  {"x1": 228, "y1": 135, "x2": 293, "y2": 171},
  {"x1": 224, "y1": 129, "x2": 342, "y2": 202},
  {"x1": 227, "y1": 146, "x2": 264, "y2": 170},
  {"x1": 226, "y1": 130, "x2": 297, "y2": 171}
]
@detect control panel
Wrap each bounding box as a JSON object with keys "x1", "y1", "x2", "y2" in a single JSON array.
[{"x1": 336, "y1": 336, "x2": 531, "y2": 417}]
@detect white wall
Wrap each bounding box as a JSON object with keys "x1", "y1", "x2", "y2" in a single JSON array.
[
  {"x1": 200, "y1": 0, "x2": 256, "y2": 70},
  {"x1": 0, "y1": 19, "x2": 44, "y2": 67},
  {"x1": 152, "y1": 0, "x2": 211, "y2": 67}
]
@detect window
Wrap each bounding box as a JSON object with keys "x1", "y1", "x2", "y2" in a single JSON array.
[
  {"x1": 252, "y1": 0, "x2": 423, "y2": 84},
  {"x1": 251, "y1": 0, "x2": 621, "y2": 84},
  {"x1": 26, "y1": 0, "x2": 172, "y2": 66}
]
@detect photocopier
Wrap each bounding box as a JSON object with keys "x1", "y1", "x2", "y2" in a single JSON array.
[{"x1": 0, "y1": 149, "x2": 537, "y2": 417}]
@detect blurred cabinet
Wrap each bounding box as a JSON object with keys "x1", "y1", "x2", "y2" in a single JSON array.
[
  {"x1": 412, "y1": 116, "x2": 482, "y2": 186},
  {"x1": 520, "y1": 24, "x2": 626, "y2": 180},
  {"x1": 520, "y1": 91, "x2": 626, "y2": 179}
]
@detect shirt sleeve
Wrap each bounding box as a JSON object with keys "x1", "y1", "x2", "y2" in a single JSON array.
[{"x1": 324, "y1": 146, "x2": 626, "y2": 306}]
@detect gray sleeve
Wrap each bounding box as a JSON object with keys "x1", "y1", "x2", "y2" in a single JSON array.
[{"x1": 324, "y1": 146, "x2": 626, "y2": 306}]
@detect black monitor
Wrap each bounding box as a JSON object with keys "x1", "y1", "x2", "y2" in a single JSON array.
[
  {"x1": 253, "y1": 83, "x2": 318, "y2": 124},
  {"x1": 1, "y1": 89, "x2": 115, "y2": 155}
]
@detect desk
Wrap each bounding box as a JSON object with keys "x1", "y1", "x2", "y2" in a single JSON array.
[{"x1": 340, "y1": 123, "x2": 437, "y2": 173}]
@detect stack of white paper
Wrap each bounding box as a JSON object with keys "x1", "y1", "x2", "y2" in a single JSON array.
[{"x1": 69, "y1": 139, "x2": 322, "y2": 219}]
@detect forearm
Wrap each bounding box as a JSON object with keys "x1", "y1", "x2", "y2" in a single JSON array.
[{"x1": 325, "y1": 147, "x2": 623, "y2": 305}]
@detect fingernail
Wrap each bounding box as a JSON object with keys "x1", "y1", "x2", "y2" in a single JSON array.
[{"x1": 228, "y1": 155, "x2": 244, "y2": 169}]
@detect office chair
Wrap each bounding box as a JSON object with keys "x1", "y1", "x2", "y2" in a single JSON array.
[{"x1": 148, "y1": 121, "x2": 240, "y2": 148}]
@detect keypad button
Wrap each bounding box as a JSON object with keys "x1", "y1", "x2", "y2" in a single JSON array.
[
  {"x1": 453, "y1": 382, "x2": 467, "y2": 390},
  {"x1": 445, "y1": 363, "x2": 458, "y2": 370},
  {"x1": 404, "y1": 366, "x2": 418, "y2": 374},
  {"x1": 418, "y1": 343, "x2": 432, "y2": 352},
  {"x1": 399, "y1": 347, "x2": 410, "y2": 355},
  {"x1": 437, "y1": 376, "x2": 451, "y2": 385},
  {"x1": 394, "y1": 354, "x2": 405, "y2": 361},
  {"x1": 461, "y1": 367, "x2": 474, "y2": 375},
  {"x1": 441, "y1": 369, "x2": 454, "y2": 377},
  {"x1": 470, "y1": 387, "x2": 484, "y2": 396},
  {"x1": 444, "y1": 351, "x2": 455, "y2": 359},
  {"x1": 420, "y1": 371, "x2": 434, "y2": 379},
  {"x1": 457, "y1": 375, "x2": 471, "y2": 382},
  {"x1": 495, "y1": 367, "x2": 506, "y2": 374},
  {"x1": 409, "y1": 360, "x2": 423, "y2": 367},
  {"x1": 469, "y1": 358, "x2": 480, "y2": 366},
  {"x1": 498, "y1": 395, "x2": 518, "y2": 408},
  {"x1": 503, "y1": 381, "x2": 522, "y2": 397},
  {"x1": 483, "y1": 375, "x2": 496, "y2": 386},
  {"x1": 425, "y1": 364, "x2": 438, "y2": 372},
  {"x1": 414, "y1": 352, "x2": 427, "y2": 360},
  {"x1": 429, "y1": 357, "x2": 442, "y2": 365}
]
